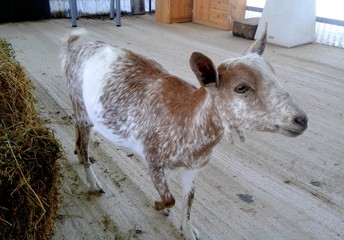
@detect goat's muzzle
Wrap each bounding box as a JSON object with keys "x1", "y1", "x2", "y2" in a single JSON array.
[{"x1": 277, "y1": 113, "x2": 308, "y2": 137}]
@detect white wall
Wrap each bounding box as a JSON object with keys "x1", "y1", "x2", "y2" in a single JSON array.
[{"x1": 246, "y1": 0, "x2": 344, "y2": 48}]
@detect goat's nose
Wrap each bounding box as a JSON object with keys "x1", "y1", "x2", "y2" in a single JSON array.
[{"x1": 294, "y1": 115, "x2": 308, "y2": 130}]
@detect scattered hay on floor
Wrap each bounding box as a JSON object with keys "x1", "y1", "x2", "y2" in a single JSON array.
[{"x1": 0, "y1": 37, "x2": 62, "y2": 239}]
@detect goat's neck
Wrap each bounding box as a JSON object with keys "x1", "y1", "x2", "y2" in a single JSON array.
[
  {"x1": 189, "y1": 88, "x2": 224, "y2": 142},
  {"x1": 214, "y1": 96, "x2": 244, "y2": 143}
]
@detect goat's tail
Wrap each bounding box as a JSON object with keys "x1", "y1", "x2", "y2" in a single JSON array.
[{"x1": 60, "y1": 28, "x2": 88, "y2": 53}]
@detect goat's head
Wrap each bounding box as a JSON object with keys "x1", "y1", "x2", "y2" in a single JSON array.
[{"x1": 190, "y1": 25, "x2": 308, "y2": 142}]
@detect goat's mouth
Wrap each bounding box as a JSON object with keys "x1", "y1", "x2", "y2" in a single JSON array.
[{"x1": 276, "y1": 126, "x2": 306, "y2": 137}]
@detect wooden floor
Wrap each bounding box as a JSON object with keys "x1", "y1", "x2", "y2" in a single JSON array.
[{"x1": 1, "y1": 15, "x2": 343, "y2": 240}]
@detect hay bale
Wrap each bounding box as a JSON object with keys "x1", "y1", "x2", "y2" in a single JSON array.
[{"x1": 0, "y1": 38, "x2": 61, "y2": 239}]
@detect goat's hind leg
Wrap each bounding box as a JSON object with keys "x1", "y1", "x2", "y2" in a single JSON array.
[
  {"x1": 181, "y1": 169, "x2": 199, "y2": 240},
  {"x1": 149, "y1": 165, "x2": 175, "y2": 212},
  {"x1": 75, "y1": 122, "x2": 104, "y2": 193}
]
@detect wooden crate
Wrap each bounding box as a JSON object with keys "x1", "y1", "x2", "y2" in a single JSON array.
[
  {"x1": 193, "y1": 0, "x2": 247, "y2": 30},
  {"x1": 155, "y1": 0, "x2": 193, "y2": 24}
]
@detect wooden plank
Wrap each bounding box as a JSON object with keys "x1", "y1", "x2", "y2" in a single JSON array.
[
  {"x1": 228, "y1": 0, "x2": 247, "y2": 29},
  {"x1": 229, "y1": 0, "x2": 247, "y2": 20},
  {"x1": 155, "y1": 0, "x2": 192, "y2": 24},
  {"x1": 193, "y1": 0, "x2": 211, "y2": 22},
  {"x1": 209, "y1": 9, "x2": 229, "y2": 28},
  {"x1": 171, "y1": 0, "x2": 193, "y2": 22},
  {"x1": 210, "y1": 0, "x2": 228, "y2": 11},
  {"x1": 155, "y1": 0, "x2": 171, "y2": 23}
]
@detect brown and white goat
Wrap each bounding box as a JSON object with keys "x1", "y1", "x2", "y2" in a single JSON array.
[{"x1": 60, "y1": 27, "x2": 307, "y2": 240}]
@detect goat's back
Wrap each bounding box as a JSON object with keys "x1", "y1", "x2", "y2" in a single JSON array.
[{"x1": 61, "y1": 38, "x2": 215, "y2": 161}]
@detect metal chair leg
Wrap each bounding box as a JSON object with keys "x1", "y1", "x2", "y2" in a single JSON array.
[
  {"x1": 115, "y1": 0, "x2": 121, "y2": 27},
  {"x1": 69, "y1": 0, "x2": 78, "y2": 27},
  {"x1": 110, "y1": 0, "x2": 115, "y2": 19},
  {"x1": 69, "y1": 0, "x2": 120, "y2": 27}
]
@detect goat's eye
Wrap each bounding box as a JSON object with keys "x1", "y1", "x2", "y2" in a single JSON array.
[{"x1": 235, "y1": 84, "x2": 250, "y2": 94}]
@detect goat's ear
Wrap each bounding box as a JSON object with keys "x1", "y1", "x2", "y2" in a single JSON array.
[
  {"x1": 190, "y1": 52, "x2": 219, "y2": 90},
  {"x1": 244, "y1": 22, "x2": 268, "y2": 56}
]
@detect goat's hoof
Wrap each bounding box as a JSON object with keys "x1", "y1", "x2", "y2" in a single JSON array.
[
  {"x1": 154, "y1": 198, "x2": 175, "y2": 211},
  {"x1": 96, "y1": 183, "x2": 105, "y2": 194},
  {"x1": 89, "y1": 187, "x2": 105, "y2": 196},
  {"x1": 160, "y1": 208, "x2": 170, "y2": 216},
  {"x1": 154, "y1": 201, "x2": 165, "y2": 211},
  {"x1": 181, "y1": 222, "x2": 200, "y2": 240},
  {"x1": 98, "y1": 188, "x2": 105, "y2": 194},
  {"x1": 89, "y1": 156, "x2": 96, "y2": 163},
  {"x1": 89, "y1": 183, "x2": 105, "y2": 194}
]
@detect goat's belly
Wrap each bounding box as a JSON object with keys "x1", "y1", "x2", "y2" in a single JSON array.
[
  {"x1": 92, "y1": 121, "x2": 145, "y2": 160},
  {"x1": 78, "y1": 46, "x2": 145, "y2": 157}
]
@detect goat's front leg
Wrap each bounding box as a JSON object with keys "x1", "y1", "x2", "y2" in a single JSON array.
[
  {"x1": 149, "y1": 164, "x2": 175, "y2": 211},
  {"x1": 74, "y1": 124, "x2": 83, "y2": 163},
  {"x1": 181, "y1": 169, "x2": 199, "y2": 240},
  {"x1": 75, "y1": 122, "x2": 104, "y2": 193}
]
